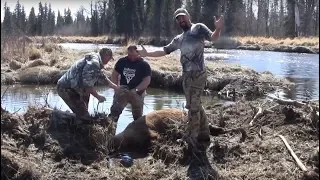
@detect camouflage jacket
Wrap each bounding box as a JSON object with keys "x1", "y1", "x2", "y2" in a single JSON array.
[{"x1": 57, "y1": 52, "x2": 109, "y2": 90}]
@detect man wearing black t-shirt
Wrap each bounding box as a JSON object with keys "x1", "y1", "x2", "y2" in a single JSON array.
[{"x1": 108, "y1": 45, "x2": 152, "y2": 135}]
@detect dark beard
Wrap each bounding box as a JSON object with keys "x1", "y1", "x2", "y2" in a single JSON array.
[{"x1": 180, "y1": 23, "x2": 191, "y2": 32}]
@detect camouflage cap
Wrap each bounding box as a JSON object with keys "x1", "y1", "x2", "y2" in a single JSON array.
[
  {"x1": 99, "y1": 48, "x2": 113, "y2": 59},
  {"x1": 174, "y1": 8, "x2": 190, "y2": 19}
]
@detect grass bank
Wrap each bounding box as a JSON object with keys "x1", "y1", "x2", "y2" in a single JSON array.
[
  {"x1": 1, "y1": 42, "x2": 294, "y2": 100},
  {"x1": 1, "y1": 97, "x2": 319, "y2": 179},
  {"x1": 29, "y1": 35, "x2": 320, "y2": 54}
]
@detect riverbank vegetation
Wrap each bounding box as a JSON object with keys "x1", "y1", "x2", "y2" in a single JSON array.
[
  {"x1": 28, "y1": 35, "x2": 319, "y2": 54},
  {"x1": 1, "y1": 40, "x2": 294, "y2": 101}
]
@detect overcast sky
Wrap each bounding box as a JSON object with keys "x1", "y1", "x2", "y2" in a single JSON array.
[{"x1": 1, "y1": 0, "x2": 92, "y2": 22}]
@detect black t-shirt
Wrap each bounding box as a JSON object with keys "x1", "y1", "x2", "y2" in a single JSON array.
[{"x1": 114, "y1": 56, "x2": 152, "y2": 90}]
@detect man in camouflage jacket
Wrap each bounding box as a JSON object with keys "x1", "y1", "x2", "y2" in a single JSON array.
[{"x1": 57, "y1": 48, "x2": 119, "y2": 121}]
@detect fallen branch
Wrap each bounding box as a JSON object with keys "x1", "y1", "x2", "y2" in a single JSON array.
[
  {"x1": 249, "y1": 106, "x2": 275, "y2": 126},
  {"x1": 258, "y1": 128, "x2": 263, "y2": 140},
  {"x1": 267, "y1": 95, "x2": 306, "y2": 108},
  {"x1": 277, "y1": 135, "x2": 307, "y2": 172},
  {"x1": 209, "y1": 124, "x2": 247, "y2": 142},
  {"x1": 1, "y1": 86, "x2": 9, "y2": 100},
  {"x1": 249, "y1": 107, "x2": 263, "y2": 126}
]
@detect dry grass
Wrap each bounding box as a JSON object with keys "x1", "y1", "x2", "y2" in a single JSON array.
[
  {"x1": 29, "y1": 35, "x2": 320, "y2": 50},
  {"x1": 1, "y1": 35, "x2": 31, "y2": 63},
  {"x1": 17, "y1": 66, "x2": 62, "y2": 84},
  {"x1": 26, "y1": 59, "x2": 47, "y2": 68},
  {"x1": 27, "y1": 46, "x2": 42, "y2": 60},
  {"x1": 234, "y1": 36, "x2": 319, "y2": 47},
  {"x1": 8, "y1": 60, "x2": 22, "y2": 70},
  {"x1": 1, "y1": 98, "x2": 318, "y2": 179},
  {"x1": 30, "y1": 35, "x2": 172, "y2": 46}
]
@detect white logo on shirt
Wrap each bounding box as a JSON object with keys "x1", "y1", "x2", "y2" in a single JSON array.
[{"x1": 123, "y1": 68, "x2": 136, "y2": 84}]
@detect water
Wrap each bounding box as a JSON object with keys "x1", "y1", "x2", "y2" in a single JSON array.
[
  {"x1": 206, "y1": 49, "x2": 319, "y2": 100},
  {"x1": 0, "y1": 85, "x2": 221, "y2": 134}
]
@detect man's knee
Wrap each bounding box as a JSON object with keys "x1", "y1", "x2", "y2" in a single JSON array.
[
  {"x1": 108, "y1": 113, "x2": 120, "y2": 122},
  {"x1": 132, "y1": 114, "x2": 142, "y2": 121},
  {"x1": 132, "y1": 106, "x2": 143, "y2": 120}
]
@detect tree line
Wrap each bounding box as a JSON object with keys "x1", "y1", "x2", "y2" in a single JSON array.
[{"x1": 1, "y1": 0, "x2": 319, "y2": 39}]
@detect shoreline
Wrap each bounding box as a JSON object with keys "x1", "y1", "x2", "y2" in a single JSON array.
[
  {"x1": 1, "y1": 46, "x2": 294, "y2": 101},
  {"x1": 29, "y1": 36, "x2": 319, "y2": 54}
]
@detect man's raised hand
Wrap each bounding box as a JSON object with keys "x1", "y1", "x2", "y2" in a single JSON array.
[
  {"x1": 213, "y1": 15, "x2": 224, "y2": 30},
  {"x1": 138, "y1": 45, "x2": 148, "y2": 57}
]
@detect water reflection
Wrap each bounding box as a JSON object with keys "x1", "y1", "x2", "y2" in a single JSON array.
[
  {"x1": 1, "y1": 85, "x2": 222, "y2": 134},
  {"x1": 281, "y1": 53, "x2": 319, "y2": 100},
  {"x1": 218, "y1": 49, "x2": 319, "y2": 100}
]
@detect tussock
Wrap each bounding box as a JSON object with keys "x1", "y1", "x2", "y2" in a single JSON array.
[
  {"x1": 28, "y1": 47, "x2": 42, "y2": 60},
  {"x1": 9, "y1": 60, "x2": 22, "y2": 70},
  {"x1": 17, "y1": 66, "x2": 62, "y2": 84},
  {"x1": 27, "y1": 59, "x2": 48, "y2": 68}
]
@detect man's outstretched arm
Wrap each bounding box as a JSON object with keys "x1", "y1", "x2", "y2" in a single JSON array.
[
  {"x1": 138, "y1": 37, "x2": 179, "y2": 57},
  {"x1": 138, "y1": 45, "x2": 167, "y2": 57}
]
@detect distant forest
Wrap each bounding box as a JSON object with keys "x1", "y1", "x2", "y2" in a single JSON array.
[{"x1": 1, "y1": 0, "x2": 319, "y2": 39}]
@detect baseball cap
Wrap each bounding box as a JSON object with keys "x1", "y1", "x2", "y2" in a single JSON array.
[
  {"x1": 99, "y1": 47, "x2": 113, "y2": 60},
  {"x1": 174, "y1": 8, "x2": 190, "y2": 19},
  {"x1": 127, "y1": 45, "x2": 138, "y2": 51}
]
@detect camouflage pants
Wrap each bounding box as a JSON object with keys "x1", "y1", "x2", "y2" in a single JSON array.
[
  {"x1": 109, "y1": 86, "x2": 145, "y2": 122},
  {"x1": 57, "y1": 86, "x2": 90, "y2": 118},
  {"x1": 182, "y1": 71, "x2": 210, "y2": 142}
]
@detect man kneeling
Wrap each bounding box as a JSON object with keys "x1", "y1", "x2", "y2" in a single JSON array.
[
  {"x1": 57, "y1": 48, "x2": 118, "y2": 122},
  {"x1": 108, "y1": 45, "x2": 152, "y2": 135}
]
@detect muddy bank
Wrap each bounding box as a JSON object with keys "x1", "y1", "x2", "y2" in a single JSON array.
[
  {"x1": 1, "y1": 96, "x2": 319, "y2": 179},
  {"x1": 30, "y1": 35, "x2": 214, "y2": 48},
  {"x1": 1, "y1": 47, "x2": 293, "y2": 100},
  {"x1": 30, "y1": 36, "x2": 319, "y2": 54}
]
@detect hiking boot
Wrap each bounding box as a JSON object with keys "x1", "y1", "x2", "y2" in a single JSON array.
[{"x1": 187, "y1": 146, "x2": 219, "y2": 180}]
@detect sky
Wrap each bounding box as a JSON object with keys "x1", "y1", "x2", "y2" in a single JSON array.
[
  {"x1": 1, "y1": 0, "x2": 259, "y2": 22},
  {"x1": 1, "y1": 0, "x2": 92, "y2": 22}
]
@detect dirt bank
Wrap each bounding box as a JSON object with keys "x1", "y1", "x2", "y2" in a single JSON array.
[
  {"x1": 29, "y1": 36, "x2": 319, "y2": 54},
  {"x1": 1, "y1": 44, "x2": 293, "y2": 100},
  {"x1": 1, "y1": 97, "x2": 319, "y2": 179}
]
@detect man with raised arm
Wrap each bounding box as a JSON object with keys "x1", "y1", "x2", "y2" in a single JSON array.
[{"x1": 138, "y1": 8, "x2": 224, "y2": 150}]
